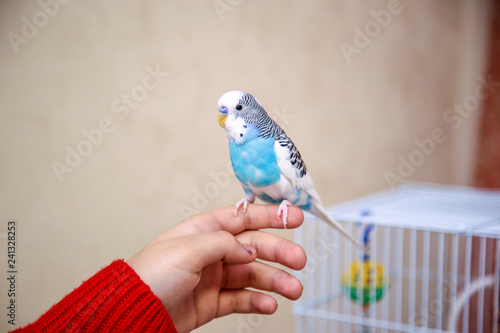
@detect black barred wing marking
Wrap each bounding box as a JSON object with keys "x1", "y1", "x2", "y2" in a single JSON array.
[
  {"x1": 277, "y1": 133, "x2": 307, "y2": 178},
  {"x1": 238, "y1": 93, "x2": 283, "y2": 139},
  {"x1": 237, "y1": 91, "x2": 307, "y2": 180},
  {"x1": 239, "y1": 93, "x2": 261, "y2": 109}
]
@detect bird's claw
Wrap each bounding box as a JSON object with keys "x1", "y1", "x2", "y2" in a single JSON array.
[
  {"x1": 234, "y1": 198, "x2": 250, "y2": 216},
  {"x1": 277, "y1": 200, "x2": 292, "y2": 229}
]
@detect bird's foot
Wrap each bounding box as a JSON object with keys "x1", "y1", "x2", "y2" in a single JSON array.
[
  {"x1": 234, "y1": 198, "x2": 250, "y2": 216},
  {"x1": 277, "y1": 200, "x2": 292, "y2": 229}
]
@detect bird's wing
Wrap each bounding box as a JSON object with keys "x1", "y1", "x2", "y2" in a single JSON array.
[{"x1": 274, "y1": 133, "x2": 322, "y2": 202}]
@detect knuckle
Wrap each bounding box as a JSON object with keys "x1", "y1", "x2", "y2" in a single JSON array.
[{"x1": 217, "y1": 230, "x2": 237, "y2": 246}]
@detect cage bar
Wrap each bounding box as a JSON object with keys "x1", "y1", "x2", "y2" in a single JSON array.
[{"x1": 294, "y1": 183, "x2": 500, "y2": 333}]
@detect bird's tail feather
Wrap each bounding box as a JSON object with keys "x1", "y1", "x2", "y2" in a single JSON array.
[{"x1": 310, "y1": 202, "x2": 365, "y2": 250}]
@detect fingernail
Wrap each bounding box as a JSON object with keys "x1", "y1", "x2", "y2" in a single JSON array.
[{"x1": 242, "y1": 243, "x2": 254, "y2": 255}]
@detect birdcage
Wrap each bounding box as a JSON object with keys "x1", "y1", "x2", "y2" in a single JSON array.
[{"x1": 294, "y1": 182, "x2": 500, "y2": 333}]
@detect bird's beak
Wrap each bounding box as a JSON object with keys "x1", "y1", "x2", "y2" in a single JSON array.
[
  {"x1": 218, "y1": 114, "x2": 227, "y2": 127},
  {"x1": 218, "y1": 106, "x2": 228, "y2": 127}
]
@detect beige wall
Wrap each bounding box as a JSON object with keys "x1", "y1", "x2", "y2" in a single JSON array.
[{"x1": 0, "y1": 1, "x2": 492, "y2": 332}]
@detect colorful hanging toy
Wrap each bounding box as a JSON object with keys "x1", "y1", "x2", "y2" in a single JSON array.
[{"x1": 341, "y1": 210, "x2": 390, "y2": 306}]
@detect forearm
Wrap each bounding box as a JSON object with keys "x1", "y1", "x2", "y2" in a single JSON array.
[{"x1": 11, "y1": 260, "x2": 177, "y2": 333}]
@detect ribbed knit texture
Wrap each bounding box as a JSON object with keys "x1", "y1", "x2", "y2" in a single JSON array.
[{"x1": 11, "y1": 260, "x2": 177, "y2": 333}]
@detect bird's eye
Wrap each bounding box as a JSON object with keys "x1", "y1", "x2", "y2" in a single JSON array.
[{"x1": 236, "y1": 104, "x2": 243, "y2": 110}]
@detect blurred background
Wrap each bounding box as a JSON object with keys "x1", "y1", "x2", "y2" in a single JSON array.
[{"x1": 0, "y1": 0, "x2": 498, "y2": 332}]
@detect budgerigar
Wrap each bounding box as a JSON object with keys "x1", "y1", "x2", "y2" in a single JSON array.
[{"x1": 217, "y1": 90, "x2": 364, "y2": 250}]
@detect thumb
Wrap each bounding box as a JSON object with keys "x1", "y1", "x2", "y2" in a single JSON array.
[{"x1": 184, "y1": 230, "x2": 257, "y2": 272}]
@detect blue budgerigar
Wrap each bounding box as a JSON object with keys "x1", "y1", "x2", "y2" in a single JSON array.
[{"x1": 218, "y1": 90, "x2": 364, "y2": 250}]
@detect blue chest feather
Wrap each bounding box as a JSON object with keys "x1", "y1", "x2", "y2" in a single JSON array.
[{"x1": 229, "y1": 137, "x2": 281, "y2": 188}]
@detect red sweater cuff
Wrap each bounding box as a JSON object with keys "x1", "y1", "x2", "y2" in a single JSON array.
[{"x1": 12, "y1": 259, "x2": 177, "y2": 332}]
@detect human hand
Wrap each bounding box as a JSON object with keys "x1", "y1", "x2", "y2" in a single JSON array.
[{"x1": 126, "y1": 204, "x2": 306, "y2": 333}]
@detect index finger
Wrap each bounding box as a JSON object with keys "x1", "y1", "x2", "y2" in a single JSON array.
[{"x1": 166, "y1": 204, "x2": 304, "y2": 239}]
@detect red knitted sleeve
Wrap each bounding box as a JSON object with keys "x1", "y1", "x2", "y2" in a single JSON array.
[{"x1": 11, "y1": 259, "x2": 177, "y2": 333}]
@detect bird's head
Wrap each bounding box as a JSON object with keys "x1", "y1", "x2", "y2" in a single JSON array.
[{"x1": 217, "y1": 90, "x2": 262, "y2": 127}]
